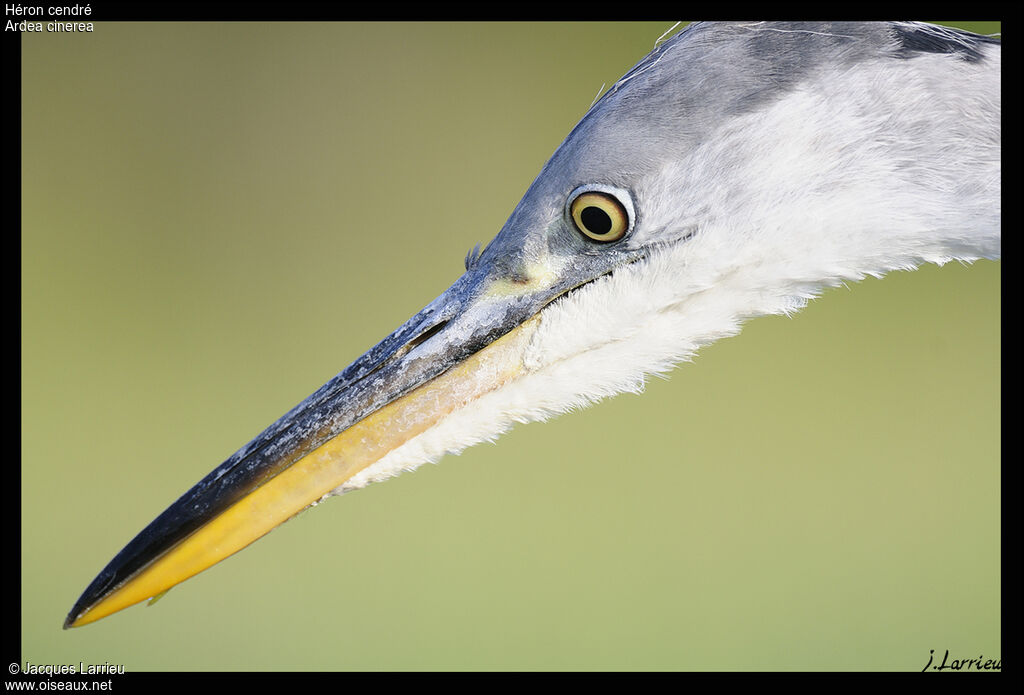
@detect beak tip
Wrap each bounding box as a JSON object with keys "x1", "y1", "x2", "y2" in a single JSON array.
[{"x1": 64, "y1": 600, "x2": 89, "y2": 629}]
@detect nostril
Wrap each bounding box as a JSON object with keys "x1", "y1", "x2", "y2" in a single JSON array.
[
  {"x1": 407, "y1": 319, "x2": 449, "y2": 350},
  {"x1": 356, "y1": 319, "x2": 454, "y2": 384}
]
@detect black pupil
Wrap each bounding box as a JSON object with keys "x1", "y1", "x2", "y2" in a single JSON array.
[{"x1": 580, "y1": 205, "x2": 613, "y2": 236}]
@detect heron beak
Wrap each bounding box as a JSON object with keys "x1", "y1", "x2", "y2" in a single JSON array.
[{"x1": 64, "y1": 269, "x2": 550, "y2": 628}]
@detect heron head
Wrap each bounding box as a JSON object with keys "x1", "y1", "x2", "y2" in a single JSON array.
[{"x1": 65, "y1": 21, "x2": 1000, "y2": 628}]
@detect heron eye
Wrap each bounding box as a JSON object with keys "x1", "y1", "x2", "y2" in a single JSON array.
[{"x1": 570, "y1": 191, "x2": 629, "y2": 242}]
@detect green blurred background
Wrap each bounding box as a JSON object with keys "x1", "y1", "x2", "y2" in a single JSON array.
[{"x1": 21, "y1": 22, "x2": 999, "y2": 670}]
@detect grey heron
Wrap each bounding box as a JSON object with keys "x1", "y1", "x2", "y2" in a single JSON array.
[{"x1": 64, "y1": 21, "x2": 1000, "y2": 630}]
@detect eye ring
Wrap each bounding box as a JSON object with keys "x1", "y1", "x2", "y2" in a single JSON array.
[{"x1": 567, "y1": 185, "x2": 633, "y2": 243}]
